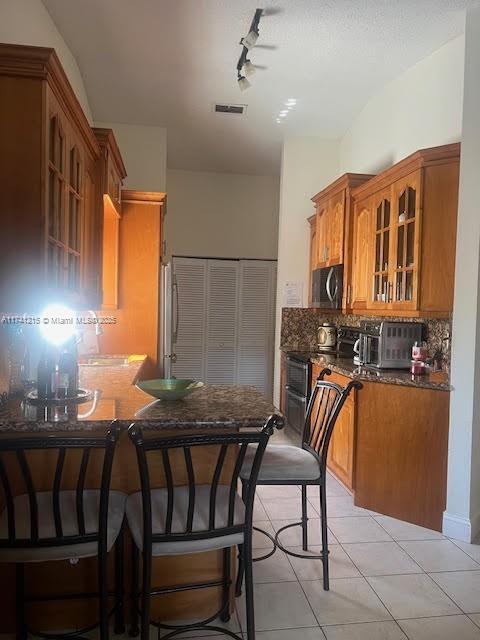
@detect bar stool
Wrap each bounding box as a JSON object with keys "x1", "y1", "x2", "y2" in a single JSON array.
[
  {"x1": 238, "y1": 369, "x2": 362, "y2": 592},
  {"x1": 0, "y1": 422, "x2": 126, "y2": 640},
  {"x1": 126, "y1": 414, "x2": 282, "y2": 640}
]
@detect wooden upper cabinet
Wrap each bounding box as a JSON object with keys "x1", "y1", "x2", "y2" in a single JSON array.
[
  {"x1": 309, "y1": 174, "x2": 374, "y2": 309},
  {"x1": 316, "y1": 202, "x2": 328, "y2": 267},
  {"x1": 93, "y1": 128, "x2": 127, "y2": 217},
  {"x1": 0, "y1": 44, "x2": 100, "y2": 312},
  {"x1": 93, "y1": 128, "x2": 127, "y2": 310},
  {"x1": 390, "y1": 171, "x2": 422, "y2": 310},
  {"x1": 351, "y1": 144, "x2": 460, "y2": 316},
  {"x1": 351, "y1": 196, "x2": 373, "y2": 311},
  {"x1": 326, "y1": 190, "x2": 346, "y2": 266},
  {"x1": 370, "y1": 187, "x2": 393, "y2": 310},
  {"x1": 308, "y1": 214, "x2": 317, "y2": 305}
]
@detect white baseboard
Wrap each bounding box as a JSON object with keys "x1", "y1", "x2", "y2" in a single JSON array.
[{"x1": 443, "y1": 510, "x2": 480, "y2": 542}]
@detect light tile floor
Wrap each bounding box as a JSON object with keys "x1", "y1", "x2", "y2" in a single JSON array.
[
  {"x1": 151, "y1": 464, "x2": 480, "y2": 639},
  {"x1": 15, "y1": 433, "x2": 480, "y2": 640}
]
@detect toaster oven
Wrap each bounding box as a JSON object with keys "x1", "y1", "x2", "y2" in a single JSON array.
[{"x1": 356, "y1": 321, "x2": 423, "y2": 369}]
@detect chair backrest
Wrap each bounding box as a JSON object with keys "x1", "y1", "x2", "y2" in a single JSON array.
[
  {"x1": 128, "y1": 414, "x2": 282, "y2": 546},
  {"x1": 302, "y1": 368, "x2": 362, "y2": 470},
  {"x1": 0, "y1": 421, "x2": 121, "y2": 549}
]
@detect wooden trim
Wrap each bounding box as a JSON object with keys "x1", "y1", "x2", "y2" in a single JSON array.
[
  {"x1": 311, "y1": 173, "x2": 375, "y2": 204},
  {"x1": 93, "y1": 127, "x2": 127, "y2": 179},
  {"x1": 351, "y1": 143, "x2": 461, "y2": 200},
  {"x1": 352, "y1": 308, "x2": 452, "y2": 319},
  {"x1": 0, "y1": 43, "x2": 99, "y2": 158},
  {"x1": 121, "y1": 189, "x2": 167, "y2": 205}
]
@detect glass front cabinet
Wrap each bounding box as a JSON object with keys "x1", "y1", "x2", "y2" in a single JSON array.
[
  {"x1": 368, "y1": 171, "x2": 421, "y2": 311},
  {"x1": 391, "y1": 172, "x2": 421, "y2": 310},
  {"x1": 0, "y1": 44, "x2": 102, "y2": 312},
  {"x1": 350, "y1": 144, "x2": 460, "y2": 317},
  {"x1": 46, "y1": 89, "x2": 100, "y2": 306}
]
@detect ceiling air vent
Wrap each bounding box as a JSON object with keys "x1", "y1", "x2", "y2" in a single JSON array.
[{"x1": 214, "y1": 103, "x2": 247, "y2": 115}]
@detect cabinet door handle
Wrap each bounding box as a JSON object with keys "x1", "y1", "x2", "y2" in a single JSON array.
[
  {"x1": 388, "y1": 282, "x2": 393, "y2": 303},
  {"x1": 346, "y1": 284, "x2": 351, "y2": 305}
]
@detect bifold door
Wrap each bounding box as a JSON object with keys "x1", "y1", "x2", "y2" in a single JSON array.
[{"x1": 171, "y1": 257, "x2": 276, "y2": 398}]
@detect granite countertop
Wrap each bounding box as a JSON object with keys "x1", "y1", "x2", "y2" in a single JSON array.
[
  {"x1": 283, "y1": 348, "x2": 450, "y2": 391},
  {"x1": 0, "y1": 356, "x2": 281, "y2": 432}
]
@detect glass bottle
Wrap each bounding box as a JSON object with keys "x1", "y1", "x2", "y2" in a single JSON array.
[
  {"x1": 57, "y1": 338, "x2": 78, "y2": 399},
  {"x1": 37, "y1": 346, "x2": 56, "y2": 400}
]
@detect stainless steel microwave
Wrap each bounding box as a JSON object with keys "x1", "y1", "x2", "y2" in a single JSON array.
[{"x1": 311, "y1": 265, "x2": 343, "y2": 309}]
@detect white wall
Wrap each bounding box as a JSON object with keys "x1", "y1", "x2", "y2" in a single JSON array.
[
  {"x1": 273, "y1": 137, "x2": 340, "y2": 405},
  {"x1": 0, "y1": 0, "x2": 92, "y2": 122},
  {"x1": 340, "y1": 36, "x2": 464, "y2": 174},
  {"x1": 164, "y1": 169, "x2": 279, "y2": 260},
  {"x1": 444, "y1": 7, "x2": 480, "y2": 542},
  {"x1": 95, "y1": 122, "x2": 167, "y2": 193}
]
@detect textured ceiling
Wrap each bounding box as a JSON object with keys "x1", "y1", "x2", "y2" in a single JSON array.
[{"x1": 43, "y1": 0, "x2": 472, "y2": 175}]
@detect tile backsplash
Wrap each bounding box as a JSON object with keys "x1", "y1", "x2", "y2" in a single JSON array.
[{"x1": 280, "y1": 308, "x2": 452, "y2": 369}]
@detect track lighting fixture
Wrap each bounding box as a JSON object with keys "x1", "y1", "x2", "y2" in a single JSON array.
[
  {"x1": 236, "y1": 8, "x2": 264, "y2": 90},
  {"x1": 237, "y1": 74, "x2": 251, "y2": 91}
]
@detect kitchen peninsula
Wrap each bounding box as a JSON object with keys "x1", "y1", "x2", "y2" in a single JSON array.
[{"x1": 0, "y1": 357, "x2": 280, "y2": 632}]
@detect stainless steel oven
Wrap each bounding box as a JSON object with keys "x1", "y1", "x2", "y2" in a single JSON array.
[{"x1": 285, "y1": 353, "x2": 312, "y2": 433}]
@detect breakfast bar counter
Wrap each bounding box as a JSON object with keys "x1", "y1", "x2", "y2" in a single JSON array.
[
  {"x1": 0, "y1": 357, "x2": 278, "y2": 431},
  {"x1": 0, "y1": 357, "x2": 280, "y2": 632}
]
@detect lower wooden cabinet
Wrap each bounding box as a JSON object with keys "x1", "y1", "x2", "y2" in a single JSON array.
[
  {"x1": 354, "y1": 379, "x2": 449, "y2": 531},
  {"x1": 311, "y1": 365, "x2": 355, "y2": 491}
]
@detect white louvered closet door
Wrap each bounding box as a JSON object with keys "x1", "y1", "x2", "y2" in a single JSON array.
[
  {"x1": 236, "y1": 261, "x2": 276, "y2": 397},
  {"x1": 171, "y1": 257, "x2": 207, "y2": 380},
  {"x1": 205, "y1": 260, "x2": 239, "y2": 384},
  {"x1": 170, "y1": 257, "x2": 276, "y2": 397}
]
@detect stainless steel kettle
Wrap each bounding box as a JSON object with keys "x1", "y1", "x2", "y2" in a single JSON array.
[{"x1": 317, "y1": 323, "x2": 337, "y2": 351}]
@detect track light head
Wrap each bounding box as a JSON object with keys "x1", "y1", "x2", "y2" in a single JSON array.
[
  {"x1": 237, "y1": 74, "x2": 251, "y2": 91},
  {"x1": 241, "y1": 29, "x2": 259, "y2": 50},
  {"x1": 243, "y1": 59, "x2": 256, "y2": 77}
]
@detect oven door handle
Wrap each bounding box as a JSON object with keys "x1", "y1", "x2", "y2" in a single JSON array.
[{"x1": 285, "y1": 385, "x2": 307, "y2": 403}]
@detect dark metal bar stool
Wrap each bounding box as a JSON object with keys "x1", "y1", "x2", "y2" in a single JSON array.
[
  {"x1": 238, "y1": 369, "x2": 362, "y2": 592},
  {"x1": 126, "y1": 414, "x2": 282, "y2": 640},
  {"x1": 0, "y1": 421, "x2": 126, "y2": 640}
]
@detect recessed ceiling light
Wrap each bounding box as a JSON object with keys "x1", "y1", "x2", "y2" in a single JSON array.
[
  {"x1": 279, "y1": 110, "x2": 288, "y2": 115},
  {"x1": 279, "y1": 113, "x2": 287, "y2": 118}
]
